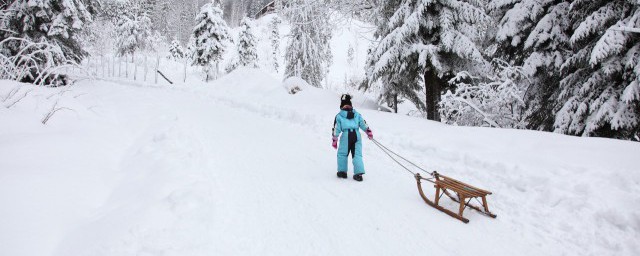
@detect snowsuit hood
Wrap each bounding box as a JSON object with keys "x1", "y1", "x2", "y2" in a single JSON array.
[{"x1": 339, "y1": 107, "x2": 357, "y2": 119}]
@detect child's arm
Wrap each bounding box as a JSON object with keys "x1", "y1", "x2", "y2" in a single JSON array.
[
  {"x1": 358, "y1": 115, "x2": 369, "y2": 132},
  {"x1": 332, "y1": 115, "x2": 342, "y2": 137},
  {"x1": 358, "y1": 115, "x2": 373, "y2": 139}
]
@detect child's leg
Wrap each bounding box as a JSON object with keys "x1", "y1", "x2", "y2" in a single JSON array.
[
  {"x1": 337, "y1": 135, "x2": 349, "y2": 172},
  {"x1": 353, "y1": 139, "x2": 365, "y2": 174}
]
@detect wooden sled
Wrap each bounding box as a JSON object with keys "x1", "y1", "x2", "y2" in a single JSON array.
[{"x1": 415, "y1": 172, "x2": 496, "y2": 223}]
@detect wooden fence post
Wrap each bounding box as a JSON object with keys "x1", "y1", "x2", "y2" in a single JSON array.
[
  {"x1": 183, "y1": 57, "x2": 188, "y2": 83},
  {"x1": 144, "y1": 55, "x2": 148, "y2": 82},
  {"x1": 100, "y1": 56, "x2": 104, "y2": 77},
  {"x1": 154, "y1": 54, "x2": 160, "y2": 84},
  {"x1": 133, "y1": 53, "x2": 138, "y2": 81}
]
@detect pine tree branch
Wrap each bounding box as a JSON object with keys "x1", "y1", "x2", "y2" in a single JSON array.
[{"x1": 609, "y1": 26, "x2": 640, "y2": 34}]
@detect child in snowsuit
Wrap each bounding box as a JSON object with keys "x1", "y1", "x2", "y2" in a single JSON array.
[{"x1": 332, "y1": 94, "x2": 373, "y2": 182}]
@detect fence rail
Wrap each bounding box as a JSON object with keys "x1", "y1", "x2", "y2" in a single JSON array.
[{"x1": 79, "y1": 53, "x2": 191, "y2": 85}]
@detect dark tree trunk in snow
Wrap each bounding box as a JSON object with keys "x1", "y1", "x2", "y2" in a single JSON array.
[
  {"x1": 393, "y1": 93, "x2": 398, "y2": 113},
  {"x1": 425, "y1": 69, "x2": 441, "y2": 121}
]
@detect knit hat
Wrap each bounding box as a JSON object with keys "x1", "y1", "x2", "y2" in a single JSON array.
[{"x1": 340, "y1": 94, "x2": 352, "y2": 109}]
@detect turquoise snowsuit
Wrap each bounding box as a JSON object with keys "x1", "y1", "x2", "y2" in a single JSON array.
[{"x1": 333, "y1": 108, "x2": 370, "y2": 174}]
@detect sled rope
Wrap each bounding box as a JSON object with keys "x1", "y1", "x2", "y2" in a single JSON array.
[{"x1": 371, "y1": 139, "x2": 432, "y2": 177}]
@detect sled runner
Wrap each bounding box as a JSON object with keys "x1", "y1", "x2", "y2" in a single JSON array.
[{"x1": 415, "y1": 172, "x2": 496, "y2": 223}]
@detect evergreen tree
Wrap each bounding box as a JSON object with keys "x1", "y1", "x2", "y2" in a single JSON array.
[
  {"x1": 362, "y1": 0, "x2": 404, "y2": 112},
  {"x1": 365, "y1": 0, "x2": 491, "y2": 120},
  {"x1": 0, "y1": 0, "x2": 95, "y2": 62},
  {"x1": 284, "y1": 0, "x2": 333, "y2": 88},
  {"x1": 147, "y1": 30, "x2": 166, "y2": 53},
  {"x1": 490, "y1": 0, "x2": 573, "y2": 130},
  {"x1": 269, "y1": 15, "x2": 282, "y2": 72},
  {"x1": 554, "y1": 0, "x2": 640, "y2": 139},
  {"x1": 237, "y1": 17, "x2": 259, "y2": 68},
  {"x1": 191, "y1": 0, "x2": 230, "y2": 81},
  {"x1": 169, "y1": 38, "x2": 185, "y2": 59},
  {"x1": 115, "y1": 2, "x2": 152, "y2": 57}
]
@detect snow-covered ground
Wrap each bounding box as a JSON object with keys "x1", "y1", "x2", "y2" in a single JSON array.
[{"x1": 1, "y1": 67, "x2": 639, "y2": 256}]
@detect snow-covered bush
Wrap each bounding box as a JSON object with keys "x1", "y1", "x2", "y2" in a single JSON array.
[
  {"x1": 169, "y1": 39, "x2": 185, "y2": 60},
  {"x1": 283, "y1": 76, "x2": 311, "y2": 95},
  {"x1": 440, "y1": 60, "x2": 530, "y2": 128},
  {"x1": 0, "y1": 38, "x2": 76, "y2": 86}
]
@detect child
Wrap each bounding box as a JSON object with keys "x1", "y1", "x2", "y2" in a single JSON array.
[{"x1": 332, "y1": 94, "x2": 373, "y2": 182}]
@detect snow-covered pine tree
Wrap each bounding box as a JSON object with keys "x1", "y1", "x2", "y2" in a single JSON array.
[
  {"x1": 554, "y1": 0, "x2": 640, "y2": 140},
  {"x1": 81, "y1": 16, "x2": 116, "y2": 58},
  {"x1": 185, "y1": 36, "x2": 196, "y2": 61},
  {"x1": 269, "y1": 15, "x2": 282, "y2": 72},
  {"x1": 347, "y1": 44, "x2": 355, "y2": 66},
  {"x1": 0, "y1": 0, "x2": 95, "y2": 61},
  {"x1": 365, "y1": 0, "x2": 491, "y2": 120},
  {"x1": 362, "y1": 0, "x2": 404, "y2": 112},
  {"x1": 169, "y1": 38, "x2": 185, "y2": 59},
  {"x1": 115, "y1": 4, "x2": 152, "y2": 57},
  {"x1": 283, "y1": 0, "x2": 333, "y2": 88},
  {"x1": 490, "y1": 0, "x2": 572, "y2": 130},
  {"x1": 237, "y1": 17, "x2": 259, "y2": 68},
  {"x1": 191, "y1": 0, "x2": 230, "y2": 81},
  {"x1": 147, "y1": 30, "x2": 167, "y2": 53}
]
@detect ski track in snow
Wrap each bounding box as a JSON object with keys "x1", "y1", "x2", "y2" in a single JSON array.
[{"x1": 1, "y1": 72, "x2": 639, "y2": 255}]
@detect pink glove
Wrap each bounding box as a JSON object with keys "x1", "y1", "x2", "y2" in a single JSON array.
[
  {"x1": 366, "y1": 129, "x2": 373, "y2": 140},
  {"x1": 332, "y1": 136, "x2": 338, "y2": 149}
]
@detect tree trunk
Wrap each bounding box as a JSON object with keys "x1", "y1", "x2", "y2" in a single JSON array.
[
  {"x1": 393, "y1": 93, "x2": 398, "y2": 113},
  {"x1": 424, "y1": 69, "x2": 442, "y2": 121}
]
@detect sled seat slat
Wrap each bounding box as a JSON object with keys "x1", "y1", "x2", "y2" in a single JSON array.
[
  {"x1": 436, "y1": 175, "x2": 492, "y2": 197},
  {"x1": 415, "y1": 172, "x2": 496, "y2": 223}
]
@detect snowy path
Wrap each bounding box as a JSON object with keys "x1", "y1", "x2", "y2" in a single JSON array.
[{"x1": 1, "y1": 73, "x2": 639, "y2": 256}]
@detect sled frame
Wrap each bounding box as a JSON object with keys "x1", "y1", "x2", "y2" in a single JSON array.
[{"x1": 415, "y1": 172, "x2": 496, "y2": 223}]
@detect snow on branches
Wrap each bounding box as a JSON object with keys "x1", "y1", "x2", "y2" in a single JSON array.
[
  {"x1": 237, "y1": 17, "x2": 259, "y2": 68},
  {"x1": 0, "y1": 37, "x2": 76, "y2": 86},
  {"x1": 440, "y1": 59, "x2": 529, "y2": 128},
  {"x1": 0, "y1": 0, "x2": 94, "y2": 85},
  {"x1": 191, "y1": 0, "x2": 230, "y2": 81},
  {"x1": 365, "y1": 0, "x2": 491, "y2": 119},
  {"x1": 115, "y1": 11, "x2": 152, "y2": 57},
  {"x1": 269, "y1": 16, "x2": 282, "y2": 73},
  {"x1": 554, "y1": 0, "x2": 640, "y2": 139},
  {"x1": 283, "y1": 0, "x2": 333, "y2": 88},
  {"x1": 169, "y1": 39, "x2": 185, "y2": 60}
]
